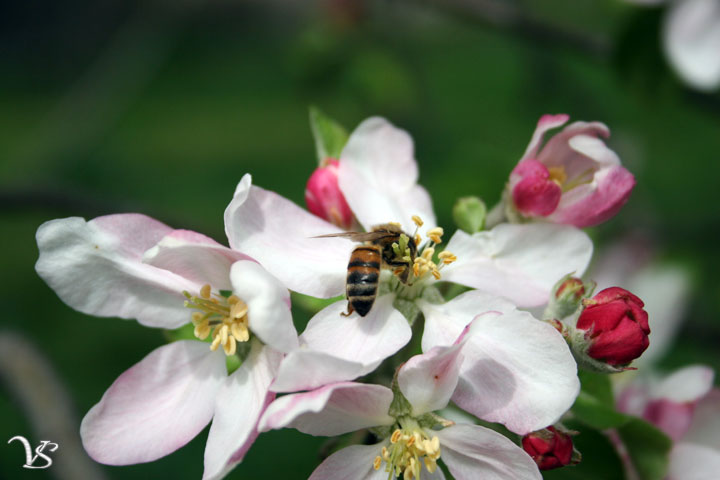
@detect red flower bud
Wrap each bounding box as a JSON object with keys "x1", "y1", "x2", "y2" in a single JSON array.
[
  {"x1": 577, "y1": 287, "x2": 650, "y2": 366},
  {"x1": 522, "y1": 427, "x2": 575, "y2": 470},
  {"x1": 304, "y1": 159, "x2": 354, "y2": 229}
]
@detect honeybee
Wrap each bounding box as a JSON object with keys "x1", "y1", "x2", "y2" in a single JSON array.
[{"x1": 315, "y1": 223, "x2": 417, "y2": 317}]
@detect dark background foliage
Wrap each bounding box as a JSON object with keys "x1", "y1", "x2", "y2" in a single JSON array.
[{"x1": 1, "y1": 1, "x2": 718, "y2": 478}]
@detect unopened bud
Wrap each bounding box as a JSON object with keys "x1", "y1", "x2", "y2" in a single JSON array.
[
  {"x1": 566, "y1": 287, "x2": 650, "y2": 372},
  {"x1": 304, "y1": 159, "x2": 354, "y2": 229},
  {"x1": 522, "y1": 427, "x2": 580, "y2": 470},
  {"x1": 545, "y1": 275, "x2": 592, "y2": 320},
  {"x1": 452, "y1": 196, "x2": 487, "y2": 233}
]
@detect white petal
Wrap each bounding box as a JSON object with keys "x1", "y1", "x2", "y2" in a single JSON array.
[
  {"x1": 668, "y1": 443, "x2": 720, "y2": 480},
  {"x1": 143, "y1": 229, "x2": 254, "y2": 292},
  {"x1": 80, "y1": 341, "x2": 226, "y2": 465},
  {"x1": 338, "y1": 117, "x2": 436, "y2": 238},
  {"x1": 397, "y1": 323, "x2": 478, "y2": 416},
  {"x1": 684, "y1": 389, "x2": 720, "y2": 450},
  {"x1": 651, "y1": 365, "x2": 714, "y2": 403},
  {"x1": 224, "y1": 173, "x2": 350, "y2": 298},
  {"x1": 36, "y1": 215, "x2": 198, "y2": 328},
  {"x1": 308, "y1": 443, "x2": 390, "y2": 480},
  {"x1": 420, "y1": 290, "x2": 518, "y2": 352},
  {"x1": 230, "y1": 260, "x2": 298, "y2": 353},
  {"x1": 271, "y1": 349, "x2": 380, "y2": 393},
  {"x1": 442, "y1": 224, "x2": 592, "y2": 307},
  {"x1": 259, "y1": 382, "x2": 393, "y2": 436},
  {"x1": 437, "y1": 424, "x2": 542, "y2": 480},
  {"x1": 422, "y1": 291, "x2": 579, "y2": 434},
  {"x1": 203, "y1": 342, "x2": 282, "y2": 480},
  {"x1": 299, "y1": 295, "x2": 411, "y2": 371},
  {"x1": 663, "y1": 0, "x2": 720, "y2": 92}
]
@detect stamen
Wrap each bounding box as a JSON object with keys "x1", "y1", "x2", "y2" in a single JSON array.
[
  {"x1": 373, "y1": 456, "x2": 382, "y2": 471},
  {"x1": 411, "y1": 215, "x2": 424, "y2": 227},
  {"x1": 426, "y1": 227, "x2": 444, "y2": 245},
  {"x1": 377, "y1": 426, "x2": 441, "y2": 480},
  {"x1": 184, "y1": 285, "x2": 251, "y2": 356}
]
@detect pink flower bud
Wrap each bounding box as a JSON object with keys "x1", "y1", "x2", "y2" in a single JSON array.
[
  {"x1": 577, "y1": 287, "x2": 650, "y2": 366},
  {"x1": 304, "y1": 159, "x2": 354, "y2": 229},
  {"x1": 508, "y1": 114, "x2": 636, "y2": 227},
  {"x1": 522, "y1": 427, "x2": 575, "y2": 470}
]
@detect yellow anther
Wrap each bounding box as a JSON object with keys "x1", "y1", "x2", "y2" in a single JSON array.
[
  {"x1": 421, "y1": 248, "x2": 435, "y2": 261},
  {"x1": 548, "y1": 165, "x2": 567, "y2": 186},
  {"x1": 427, "y1": 227, "x2": 444, "y2": 238},
  {"x1": 373, "y1": 456, "x2": 382, "y2": 471},
  {"x1": 413, "y1": 262, "x2": 420, "y2": 277},
  {"x1": 438, "y1": 251, "x2": 457, "y2": 264},
  {"x1": 184, "y1": 284, "x2": 252, "y2": 356},
  {"x1": 414, "y1": 234, "x2": 421, "y2": 246},
  {"x1": 432, "y1": 269, "x2": 441, "y2": 280},
  {"x1": 424, "y1": 456, "x2": 437, "y2": 473},
  {"x1": 391, "y1": 429, "x2": 403, "y2": 444},
  {"x1": 411, "y1": 215, "x2": 424, "y2": 227}
]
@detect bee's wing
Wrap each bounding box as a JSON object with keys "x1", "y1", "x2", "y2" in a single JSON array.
[{"x1": 311, "y1": 231, "x2": 392, "y2": 242}]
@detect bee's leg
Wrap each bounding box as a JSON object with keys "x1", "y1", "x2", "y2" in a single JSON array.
[{"x1": 341, "y1": 302, "x2": 355, "y2": 317}]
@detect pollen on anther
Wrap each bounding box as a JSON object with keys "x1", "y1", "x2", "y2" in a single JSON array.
[
  {"x1": 373, "y1": 456, "x2": 382, "y2": 470},
  {"x1": 391, "y1": 429, "x2": 403, "y2": 444},
  {"x1": 411, "y1": 215, "x2": 424, "y2": 227},
  {"x1": 200, "y1": 284, "x2": 212, "y2": 299}
]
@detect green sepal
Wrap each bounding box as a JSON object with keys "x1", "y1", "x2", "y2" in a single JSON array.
[
  {"x1": 617, "y1": 417, "x2": 671, "y2": 480},
  {"x1": 369, "y1": 425, "x2": 394, "y2": 440},
  {"x1": 218, "y1": 289, "x2": 233, "y2": 298},
  {"x1": 452, "y1": 196, "x2": 487, "y2": 233},
  {"x1": 164, "y1": 323, "x2": 197, "y2": 343},
  {"x1": 571, "y1": 371, "x2": 631, "y2": 430},
  {"x1": 309, "y1": 106, "x2": 349, "y2": 164},
  {"x1": 393, "y1": 297, "x2": 421, "y2": 325},
  {"x1": 388, "y1": 376, "x2": 412, "y2": 418}
]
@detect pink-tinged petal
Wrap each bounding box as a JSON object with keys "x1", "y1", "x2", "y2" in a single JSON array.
[
  {"x1": 338, "y1": 117, "x2": 436, "y2": 238},
  {"x1": 420, "y1": 290, "x2": 518, "y2": 352},
  {"x1": 202, "y1": 342, "x2": 281, "y2": 480},
  {"x1": 36, "y1": 215, "x2": 198, "y2": 329},
  {"x1": 271, "y1": 349, "x2": 380, "y2": 393},
  {"x1": 442, "y1": 224, "x2": 592, "y2": 307},
  {"x1": 259, "y1": 382, "x2": 393, "y2": 436},
  {"x1": 296, "y1": 295, "x2": 410, "y2": 379},
  {"x1": 511, "y1": 159, "x2": 562, "y2": 217},
  {"x1": 437, "y1": 424, "x2": 542, "y2": 480},
  {"x1": 397, "y1": 321, "x2": 482, "y2": 416},
  {"x1": 143, "y1": 230, "x2": 255, "y2": 292},
  {"x1": 421, "y1": 292, "x2": 579, "y2": 434},
  {"x1": 663, "y1": 0, "x2": 720, "y2": 92},
  {"x1": 684, "y1": 389, "x2": 720, "y2": 450},
  {"x1": 80, "y1": 341, "x2": 226, "y2": 465},
  {"x1": 643, "y1": 399, "x2": 695, "y2": 441},
  {"x1": 230, "y1": 260, "x2": 298, "y2": 353},
  {"x1": 224, "y1": 174, "x2": 350, "y2": 298},
  {"x1": 308, "y1": 443, "x2": 390, "y2": 480},
  {"x1": 521, "y1": 114, "x2": 569, "y2": 161},
  {"x1": 651, "y1": 365, "x2": 714, "y2": 404},
  {"x1": 537, "y1": 121, "x2": 613, "y2": 178},
  {"x1": 549, "y1": 164, "x2": 636, "y2": 228},
  {"x1": 668, "y1": 443, "x2": 720, "y2": 480}
]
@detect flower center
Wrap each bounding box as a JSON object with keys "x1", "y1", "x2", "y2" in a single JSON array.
[
  {"x1": 547, "y1": 166, "x2": 567, "y2": 187},
  {"x1": 395, "y1": 216, "x2": 457, "y2": 285},
  {"x1": 183, "y1": 284, "x2": 250, "y2": 356},
  {"x1": 373, "y1": 426, "x2": 441, "y2": 480}
]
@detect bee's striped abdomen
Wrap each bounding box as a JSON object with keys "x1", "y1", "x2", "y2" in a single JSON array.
[{"x1": 346, "y1": 246, "x2": 381, "y2": 316}]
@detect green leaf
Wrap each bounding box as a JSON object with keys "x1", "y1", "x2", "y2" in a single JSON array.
[
  {"x1": 617, "y1": 418, "x2": 672, "y2": 480},
  {"x1": 309, "y1": 106, "x2": 349, "y2": 164},
  {"x1": 291, "y1": 292, "x2": 344, "y2": 314},
  {"x1": 571, "y1": 371, "x2": 630, "y2": 430}
]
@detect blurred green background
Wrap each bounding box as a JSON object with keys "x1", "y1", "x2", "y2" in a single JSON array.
[{"x1": 2, "y1": 0, "x2": 719, "y2": 478}]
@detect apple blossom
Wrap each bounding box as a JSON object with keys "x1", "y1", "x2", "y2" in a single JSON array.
[
  {"x1": 617, "y1": 365, "x2": 720, "y2": 480},
  {"x1": 35, "y1": 213, "x2": 298, "y2": 479},
  {"x1": 504, "y1": 114, "x2": 635, "y2": 228},
  {"x1": 259, "y1": 323, "x2": 543, "y2": 480},
  {"x1": 224, "y1": 118, "x2": 587, "y2": 436}
]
